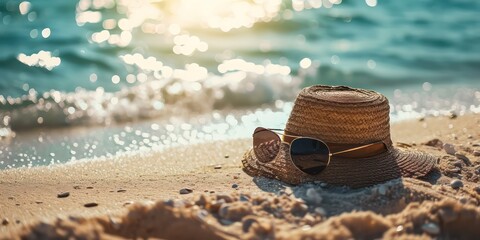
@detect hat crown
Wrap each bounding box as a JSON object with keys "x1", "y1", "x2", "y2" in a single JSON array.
[{"x1": 285, "y1": 85, "x2": 391, "y2": 144}]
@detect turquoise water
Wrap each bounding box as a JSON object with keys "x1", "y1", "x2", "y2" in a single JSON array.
[
  {"x1": 1, "y1": 0, "x2": 479, "y2": 97},
  {"x1": 0, "y1": 0, "x2": 479, "y2": 169}
]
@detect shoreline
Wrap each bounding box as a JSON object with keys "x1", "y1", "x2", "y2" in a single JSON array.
[{"x1": 1, "y1": 113, "x2": 479, "y2": 238}]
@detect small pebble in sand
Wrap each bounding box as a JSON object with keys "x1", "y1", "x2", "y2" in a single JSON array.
[
  {"x1": 378, "y1": 185, "x2": 387, "y2": 195},
  {"x1": 117, "y1": 189, "x2": 126, "y2": 193},
  {"x1": 450, "y1": 179, "x2": 463, "y2": 189},
  {"x1": 57, "y1": 192, "x2": 70, "y2": 198},
  {"x1": 179, "y1": 188, "x2": 193, "y2": 194},
  {"x1": 473, "y1": 151, "x2": 480, "y2": 157},
  {"x1": 195, "y1": 195, "x2": 208, "y2": 206},
  {"x1": 301, "y1": 224, "x2": 312, "y2": 231},
  {"x1": 73, "y1": 186, "x2": 81, "y2": 189},
  {"x1": 108, "y1": 216, "x2": 121, "y2": 231},
  {"x1": 224, "y1": 155, "x2": 229, "y2": 158},
  {"x1": 242, "y1": 217, "x2": 257, "y2": 233},
  {"x1": 455, "y1": 153, "x2": 469, "y2": 162},
  {"x1": 214, "y1": 165, "x2": 222, "y2": 169},
  {"x1": 438, "y1": 208, "x2": 457, "y2": 222},
  {"x1": 396, "y1": 225, "x2": 404, "y2": 232},
  {"x1": 474, "y1": 186, "x2": 480, "y2": 194},
  {"x1": 280, "y1": 187, "x2": 293, "y2": 196},
  {"x1": 84, "y1": 202, "x2": 98, "y2": 208},
  {"x1": 459, "y1": 197, "x2": 468, "y2": 204},
  {"x1": 452, "y1": 160, "x2": 463, "y2": 168},
  {"x1": 291, "y1": 201, "x2": 308, "y2": 217},
  {"x1": 163, "y1": 200, "x2": 175, "y2": 207},
  {"x1": 472, "y1": 143, "x2": 480, "y2": 147},
  {"x1": 196, "y1": 209, "x2": 209, "y2": 221},
  {"x1": 303, "y1": 213, "x2": 315, "y2": 225},
  {"x1": 314, "y1": 207, "x2": 327, "y2": 216},
  {"x1": 210, "y1": 199, "x2": 226, "y2": 213},
  {"x1": 397, "y1": 142, "x2": 412, "y2": 148},
  {"x1": 305, "y1": 188, "x2": 322, "y2": 204},
  {"x1": 15, "y1": 220, "x2": 20, "y2": 224},
  {"x1": 449, "y1": 112, "x2": 457, "y2": 119},
  {"x1": 449, "y1": 167, "x2": 461, "y2": 174},
  {"x1": 2, "y1": 218, "x2": 9, "y2": 226},
  {"x1": 220, "y1": 203, "x2": 252, "y2": 222},
  {"x1": 218, "y1": 205, "x2": 229, "y2": 219},
  {"x1": 233, "y1": 175, "x2": 239, "y2": 179},
  {"x1": 8, "y1": 196, "x2": 14, "y2": 200},
  {"x1": 422, "y1": 222, "x2": 440, "y2": 235},
  {"x1": 232, "y1": 183, "x2": 239, "y2": 189},
  {"x1": 424, "y1": 138, "x2": 443, "y2": 148},
  {"x1": 239, "y1": 194, "x2": 250, "y2": 202},
  {"x1": 443, "y1": 143, "x2": 456, "y2": 155},
  {"x1": 217, "y1": 194, "x2": 233, "y2": 203},
  {"x1": 86, "y1": 187, "x2": 94, "y2": 189},
  {"x1": 35, "y1": 201, "x2": 43, "y2": 204}
]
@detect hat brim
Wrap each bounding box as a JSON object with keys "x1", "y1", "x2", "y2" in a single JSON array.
[{"x1": 242, "y1": 143, "x2": 437, "y2": 188}]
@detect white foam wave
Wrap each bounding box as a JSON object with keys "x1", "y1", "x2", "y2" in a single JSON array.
[{"x1": 0, "y1": 65, "x2": 302, "y2": 131}]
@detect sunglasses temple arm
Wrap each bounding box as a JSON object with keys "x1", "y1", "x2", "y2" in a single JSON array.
[{"x1": 330, "y1": 142, "x2": 379, "y2": 156}]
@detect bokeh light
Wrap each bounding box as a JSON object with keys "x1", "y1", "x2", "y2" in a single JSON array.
[{"x1": 0, "y1": 0, "x2": 479, "y2": 169}]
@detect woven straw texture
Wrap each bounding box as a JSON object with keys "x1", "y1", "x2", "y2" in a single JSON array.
[
  {"x1": 241, "y1": 85, "x2": 437, "y2": 188},
  {"x1": 286, "y1": 85, "x2": 390, "y2": 144}
]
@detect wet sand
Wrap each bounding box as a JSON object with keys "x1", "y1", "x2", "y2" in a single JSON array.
[{"x1": 1, "y1": 113, "x2": 479, "y2": 239}]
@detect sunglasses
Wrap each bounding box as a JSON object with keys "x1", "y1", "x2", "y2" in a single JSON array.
[{"x1": 252, "y1": 127, "x2": 381, "y2": 175}]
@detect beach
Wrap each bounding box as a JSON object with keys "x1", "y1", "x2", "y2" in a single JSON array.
[
  {"x1": 1, "y1": 113, "x2": 479, "y2": 239},
  {"x1": 1, "y1": 0, "x2": 480, "y2": 239}
]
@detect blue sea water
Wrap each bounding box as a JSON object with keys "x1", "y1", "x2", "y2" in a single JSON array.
[{"x1": 0, "y1": 0, "x2": 479, "y2": 169}]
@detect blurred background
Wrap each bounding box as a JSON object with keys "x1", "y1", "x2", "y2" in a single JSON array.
[{"x1": 0, "y1": 0, "x2": 479, "y2": 169}]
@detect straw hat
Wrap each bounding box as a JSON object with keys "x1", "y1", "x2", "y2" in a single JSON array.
[{"x1": 242, "y1": 85, "x2": 436, "y2": 188}]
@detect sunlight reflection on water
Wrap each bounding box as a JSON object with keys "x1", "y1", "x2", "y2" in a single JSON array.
[
  {"x1": 1, "y1": 0, "x2": 479, "y2": 169},
  {"x1": 17, "y1": 50, "x2": 61, "y2": 70}
]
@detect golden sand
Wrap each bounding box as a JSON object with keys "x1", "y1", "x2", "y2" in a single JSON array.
[{"x1": 1, "y1": 114, "x2": 479, "y2": 239}]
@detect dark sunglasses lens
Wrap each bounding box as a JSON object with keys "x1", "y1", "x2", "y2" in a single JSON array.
[
  {"x1": 253, "y1": 128, "x2": 281, "y2": 163},
  {"x1": 290, "y1": 138, "x2": 330, "y2": 175}
]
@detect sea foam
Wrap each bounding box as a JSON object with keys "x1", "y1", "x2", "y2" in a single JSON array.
[{"x1": 0, "y1": 64, "x2": 302, "y2": 131}]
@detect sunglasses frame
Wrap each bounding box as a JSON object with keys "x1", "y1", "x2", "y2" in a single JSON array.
[{"x1": 253, "y1": 127, "x2": 381, "y2": 175}]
